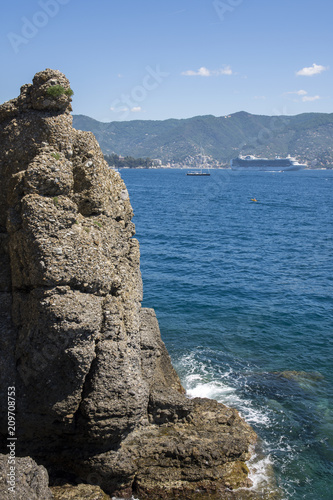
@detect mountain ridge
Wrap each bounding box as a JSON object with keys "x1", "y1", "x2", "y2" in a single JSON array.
[{"x1": 73, "y1": 111, "x2": 333, "y2": 167}]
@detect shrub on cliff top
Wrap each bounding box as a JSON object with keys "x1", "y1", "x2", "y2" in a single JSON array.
[{"x1": 46, "y1": 85, "x2": 74, "y2": 98}]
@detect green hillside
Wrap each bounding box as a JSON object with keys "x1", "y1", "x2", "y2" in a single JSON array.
[{"x1": 73, "y1": 111, "x2": 333, "y2": 167}]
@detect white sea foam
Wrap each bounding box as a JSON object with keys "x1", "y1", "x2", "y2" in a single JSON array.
[
  {"x1": 245, "y1": 448, "x2": 280, "y2": 494},
  {"x1": 178, "y1": 351, "x2": 272, "y2": 427},
  {"x1": 176, "y1": 351, "x2": 284, "y2": 496},
  {"x1": 186, "y1": 380, "x2": 234, "y2": 399},
  {"x1": 238, "y1": 405, "x2": 272, "y2": 427}
]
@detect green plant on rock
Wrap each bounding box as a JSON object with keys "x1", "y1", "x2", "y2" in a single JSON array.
[
  {"x1": 53, "y1": 197, "x2": 59, "y2": 206},
  {"x1": 46, "y1": 85, "x2": 74, "y2": 98},
  {"x1": 51, "y1": 152, "x2": 61, "y2": 160}
]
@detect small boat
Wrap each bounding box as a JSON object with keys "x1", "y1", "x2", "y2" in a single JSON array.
[
  {"x1": 187, "y1": 170, "x2": 210, "y2": 176},
  {"x1": 186, "y1": 148, "x2": 211, "y2": 176}
]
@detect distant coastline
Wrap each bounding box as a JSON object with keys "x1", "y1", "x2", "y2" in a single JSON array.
[
  {"x1": 74, "y1": 111, "x2": 333, "y2": 169},
  {"x1": 105, "y1": 153, "x2": 332, "y2": 171}
]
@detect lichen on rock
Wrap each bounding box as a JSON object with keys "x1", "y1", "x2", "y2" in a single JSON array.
[{"x1": 0, "y1": 69, "x2": 260, "y2": 499}]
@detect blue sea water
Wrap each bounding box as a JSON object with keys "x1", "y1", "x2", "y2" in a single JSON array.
[{"x1": 120, "y1": 168, "x2": 333, "y2": 500}]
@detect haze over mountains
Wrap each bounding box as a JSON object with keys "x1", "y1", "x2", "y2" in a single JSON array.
[{"x1": 73, "y1": 112, "x2": 333, "y2": 167}]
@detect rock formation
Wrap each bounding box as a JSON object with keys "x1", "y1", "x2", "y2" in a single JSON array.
[
  {"x1": 0, "y1": 453, "x2": 52, "y2": 500},
  {"x1": 0, "y1": 69, "x2": 258, "y2": 498}
]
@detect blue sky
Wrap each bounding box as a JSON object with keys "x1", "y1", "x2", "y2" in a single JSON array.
[{"x1": 1, "y1": 0, "x2": 332, "y2": 122}]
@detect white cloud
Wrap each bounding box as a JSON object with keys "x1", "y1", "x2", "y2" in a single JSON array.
[
  {"x1": 283, "y1": 89, "x2": 321, "y2": 103},
  {"x1": 284, "y1": 89, "x2": 308, "y2": 96},
  {"x1": 217, "y1": 65, "x2": 232, "y2": 75},
  {"x1": 253, "y1": 95, "x2": 266, "y2": 100},
  {"x1": 302, "y1": 95, "x2": 320, "y2": 102},
  {"x1": 131, "y1": 106, "x2": 142, "y2": 112},
  {"x1": 296, "y1": 63, "x2": 328, "y2": 76},
  {"x1": 182, "y1": 67, "x2": 211, "y2": 76},
  {"x1": 110, "y1": 106, "x2": 128, "y2": 112},
  {"x1": 181, "y1": 65, "x2": 232, "y2": 77}
]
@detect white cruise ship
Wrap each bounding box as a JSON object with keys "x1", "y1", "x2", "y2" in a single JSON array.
[{"x1": 230, "y1": 155, "x2": 307, "y2": 171}]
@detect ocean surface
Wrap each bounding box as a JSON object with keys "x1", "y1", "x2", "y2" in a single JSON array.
[{"x1": 120, "y1": 168, "x2": 333, "y2": 500}]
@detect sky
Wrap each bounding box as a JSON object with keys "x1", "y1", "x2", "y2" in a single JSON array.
[{"x1": 0, "y1": 0, "x2": 332, "y2": 122}]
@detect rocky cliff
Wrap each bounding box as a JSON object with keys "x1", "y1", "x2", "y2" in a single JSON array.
[{"x1": 0, "y1": 70, "x2": 258, "y2": 499}]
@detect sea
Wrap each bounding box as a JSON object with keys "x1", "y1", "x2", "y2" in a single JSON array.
[{"x1": 120, "y1": 168, "x2": 333, "y2": 500}]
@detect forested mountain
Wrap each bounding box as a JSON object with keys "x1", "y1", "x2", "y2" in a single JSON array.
[{"x1": 73, "y1": 111, "x2": 333, "y2": 167}]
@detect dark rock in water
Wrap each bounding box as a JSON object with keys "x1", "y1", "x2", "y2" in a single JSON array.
[
  {"x1": 274, "y1": 370, "x2": 324, "y2": 382},
  {"x1": 273, "y1": 370, "x2": 324, "y2": 391},
  {"x1": 0, "y1": 69, "x2": 258, "y2": 498}
]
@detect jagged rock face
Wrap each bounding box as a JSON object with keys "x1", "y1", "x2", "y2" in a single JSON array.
[
  {"x1": 0, "y1": 454, "x2": 53, "y2": 500},
  {"x1": 0, "y1": 70, "x2": 258, "y2": 499}
]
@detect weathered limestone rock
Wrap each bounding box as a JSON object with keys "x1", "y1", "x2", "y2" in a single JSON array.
[
  {"x1": 0, "y1": 454, "x2": 53, "y2": 500},
  {"x1": 51, "y1": 483, "x2": 111, "y2": 499},
  {"x1": 0, "y1": 69, "x2": 259, "y2": 499}
]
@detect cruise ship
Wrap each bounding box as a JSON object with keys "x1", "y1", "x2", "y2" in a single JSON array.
[{"x1": 230, "y1": 155, "x2": 307, "y2": 171}]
